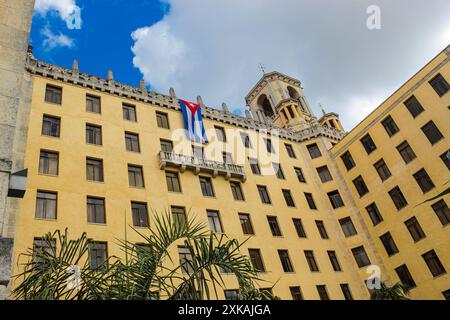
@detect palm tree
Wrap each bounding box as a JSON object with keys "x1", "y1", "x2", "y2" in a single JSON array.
[
  {"x1": 370, "y1": 281, "x2": 410, "y2": 300},
  {"x1": 12, "y1": 211, "x2": 277, "y2": 300}
]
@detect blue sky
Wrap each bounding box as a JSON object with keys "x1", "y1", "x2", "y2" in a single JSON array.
[
  {"x1": 31, "y1": 0, "x2": 168, "y2": 90},
  {"x1": 30, "y1": 0, "x2": 450, "y2": 128}
]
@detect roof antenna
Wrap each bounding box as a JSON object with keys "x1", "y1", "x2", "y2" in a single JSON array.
[
  {"x1": 259, "y1": 63, "x2": 267, "y2": 75},
  {"x1": 319, "y1": 103, "x2": 326, "y2": 116}
]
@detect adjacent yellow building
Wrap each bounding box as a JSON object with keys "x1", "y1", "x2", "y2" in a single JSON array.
[{"x1": 10, "y1": 44, "x2": 450, "y2": 300}]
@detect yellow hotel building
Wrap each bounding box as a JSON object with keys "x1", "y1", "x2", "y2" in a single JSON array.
[{"x1": 7, "y1": 44, "x2": 450, "y2": 300}]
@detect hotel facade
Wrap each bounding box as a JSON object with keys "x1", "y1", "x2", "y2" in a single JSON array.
[{"x1": 0, "y1": 1, "x2": 449, "y2": 302}]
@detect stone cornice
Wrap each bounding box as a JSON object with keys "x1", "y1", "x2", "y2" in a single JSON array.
[
  {"x1": 245, "y1": 71, "x2": 301, "y2": 105},
  {"x1": 25, "y1": 54, "x2": 345, "y2": 143},
  {"x1": 318, "y1": 112, "x2": 339, "y2": 123}
]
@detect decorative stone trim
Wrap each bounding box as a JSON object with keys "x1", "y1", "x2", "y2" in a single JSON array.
[{"x1": 25, "y1": 54, "x2": 346, "y2": 143}]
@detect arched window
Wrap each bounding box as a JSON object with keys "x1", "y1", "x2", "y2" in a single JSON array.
[
  {"x1": 287, "y1": 86, "x2": 300, "y2": 100},
  {"x1": 257, "y1": 94, "x2": 274, "y2": 117}
]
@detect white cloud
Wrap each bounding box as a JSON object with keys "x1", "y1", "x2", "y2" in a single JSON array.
[
  {"x1": 131, "y1": 0, "x2": 450, "y2": 129},
  {"x1": 41, "y1": 27, "x2": 75, "y2": 50},
  {"x1": 35, "y1": 0, "x2": 82, "y2": 30}
]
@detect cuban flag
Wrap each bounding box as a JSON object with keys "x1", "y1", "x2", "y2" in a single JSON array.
[{"x1": 179, "y1": 99, "x2": 208, "y2": 144}]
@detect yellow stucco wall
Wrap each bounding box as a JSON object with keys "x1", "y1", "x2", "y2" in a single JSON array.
[
  {"x1": 332, "y1": 48, "x2": 450, "y2": 300},
  {"x1": 11, "y1": 45, "x2": 450, "y2": 300},
  {"x1": 12, "y1": 75, "x2": 373, "y2": 300}
]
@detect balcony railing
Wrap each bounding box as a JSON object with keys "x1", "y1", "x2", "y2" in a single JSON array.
[{"x1": 159, "y1": 151, "x2": 246, "y2": 182}]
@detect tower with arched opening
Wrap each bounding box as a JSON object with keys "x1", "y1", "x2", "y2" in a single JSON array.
[{"x1": 245, "y1": 71, "x2": 320, "y2": 130}]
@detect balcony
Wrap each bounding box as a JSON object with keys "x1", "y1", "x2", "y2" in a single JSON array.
[{"x1": 159, "y1": 151, "x2": 246, "y2": 182}]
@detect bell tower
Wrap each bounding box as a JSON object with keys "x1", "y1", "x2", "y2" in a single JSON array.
[{"x1": 245, "y1": 71, "x2": 317, "y2": 130}]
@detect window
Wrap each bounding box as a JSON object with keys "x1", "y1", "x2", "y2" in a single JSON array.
[
  {"x1": 86, "y1": 124, "x2": 102, "y2": 145},
  {"x1": 33, "y1": 238, "x2": 55, "y2": 263},
  {"x1": 222, "y1": 152, "x2": 233, "y2": 164},
  {"x1": 257, "y1": 185, "x2": 271, "y2": 204},
  {"x1": 413, "y1": 168, "x2": 435, "y2": 193},
  {"x1": 165, "y1": 171, "x2": 181, "y2": 192},
  {"x1": 290, "y1": 287, "x2": 303, "y2": 300},
  {"x1": 128, "y1": 165, "x2": 144, "y2": 187},
  {"x1": 285, "y1": 143, "x2": 296, "y2": 158},
  {"x1": 207, "y1": 210, "x2": 223, "y2": 233},
  {"x1": 380, "y1": 232, "x2": 399, "y2": 256},
  {"x1": 389, "y1": 186, "x2": 408, "y2": 210},
  {"x1": 440, "y1": 150, "x2": 450, "y2": 171},
  {"x1": 421, "y1": 121, "x2": 444, "y2": 145},
  {"x1": 199, "y1": 176, "x2": 215, "y2": 197},
  {"x1": 215, "y1": 126, "x2": 226, "y2": 142},
  {"x1": 239, "y1": 213, "x2": 254, "y2": 235},
  {"x1": 248, "y1": 158, "x2": 261, "y2": 175},
  {"x1": 366, "y1": 203, "x2": 383, "y2": 226},
  {"x1": 374, "y1": 159, "x2": 391, "y2": 181},
  {"x1": 87, "y1": 197, "x2": 105, "y2": 224},
  {"x1": 273, "y1": 163, "x2": 285, "y2": 179},
  {"x1": 178, "y1": 246, "x2": 193, "y2": 274},
  {"x1": 340, "y1": 284, "x2": 353, "y2": 300},
  {"x1": 86, "y1": 95, "x2": 101, "y2": 113},
  {"x1": 192, "y1": 146, "x2": 204, "y2": 160},
  {"x1": 395, "y1": 265, "x2": 416, "y2": 288},
  {"x1": 316, "y1": 285, "x2": 329, "y2": 300},
  {"x1": 405, "y1": 217, "x2": 426, "y2": 242},
  {"x1": 292, "y1": 218, "x2": 307, "y2": 238},
  {"x1": 278, "y1": 250, "x2": 294, "y2": 272},
  {"x1": 360, "y1": 134, "x2": 377, "y2": 154},
  {"x1": 328, "y1": 251, "x2": 342, "y2": 271},
  {"x1": 224, "y1": 290, "x2": 239, "y2": 300},
  {"x1": 397, "y1": 141, "x2": 417, "y2": 164},
  {"x1": 86, "y1": 158, "x2": 104, "y2": 182},
  {"x1": 230, "y1": 181, "x2": 245, "y2": 201},
  {"x1": 160, "y1": 139, "x2": 173, "y2": 152},
  {"x1": 248, "y1": 249, "x2": 265, "y2": 272},
  {"x1": 131, "y1": 202, "x2": 149, "y2": 228},
  {"x1": 42, "y1": 115, "x2": 60, "y2": 137},
  {"x1": 172, "y1": 206, "x2": 187, "y2": 227},
  {"x1": 353, "y1": 175, "x2": 369, "y2": 197},
  {"x1": 294, "y1": 167, "x2": 306, "y2": 183},
  {"x1": 264, "y1": 138, "x2": 274, "y2": 153},
  {"x1": 341, "y1": 151, "x2": 356, "y2": 170},
  {"x1": 328, "y1": 190, "x2": 344, "y2": 209},
  {"x1": 351, "y1": 246, "x2": 371, "y2": 268},
  {"x1": 432, "y1": 200, "x2": 450, "y2": 226},
  {"x1": 381, "y1": 115, "x2": 399, "y2": 137},
  {"x1": 89, "y1": 241, "x2": 107, "y2": 269},
  {"x1": 156, "y1": 111, "x2": 169, "y2": 129},
  {"x1": 240, "y1": 132, "x2": 252, "y2": 148},
  {"x1": 39, "y1": 150, "x2": 58, "y2": 175},
  {"x1": 315, "y1": 220, "x2": 329, "y2": 239},
  {"x1": 316, "y1": 165, "x2": 333, "y2": 183},
  {"x1": 339, "y1": 217, "x2": 357, "y2": 237},
  {"x1": 282, "y1": 189, "x2": 295, "y2": 207},
  {"x1": 404, "y1": 95, "x2": 424, "y2": 118},
  {"x1": 123, "y1": 104, "x2": 137, "y2": 121},
  {"x1": 307, "y1": 143, "x2": 321, "y2": 159},
  {"x1": 125, "y1": 132, "x2": 140, "y2": 152},
  {"x1": 304, "y1": 250, "x2": 319, "y2": 272},
  {"x1": 267, "y1": 216, "x2": 282, "y2": 236},
  {"x1": 45, "y1": 84, "x2": 62, "y2": 104},
  {"x1": 443, "y1": 289, "x2": 450, "y2": 300},
  {"x1": 429, "y1": 73, "x2": 450, "y2": 97},
  {"x1": 35, "y1": 191, "x2": 57, "y2": 219},
  {"x1": 422, "y1": 250, "x2": 446, "y2": 277},
  {"x1": 304, "y1": 193, "x2": 317, "y2": 210}
]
